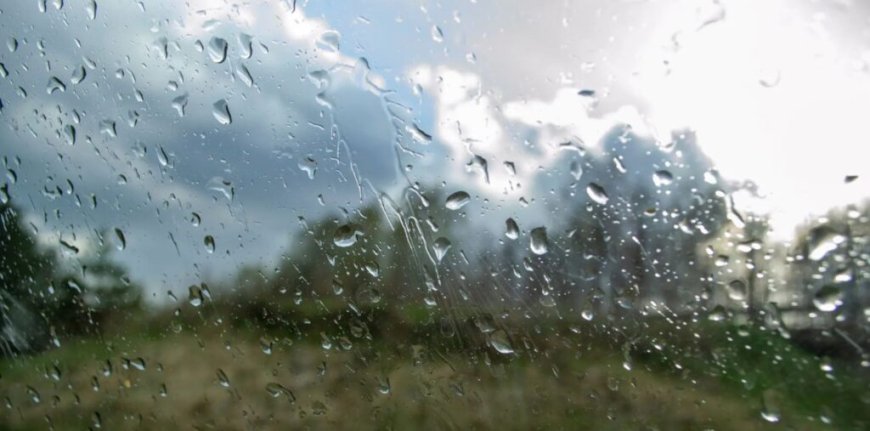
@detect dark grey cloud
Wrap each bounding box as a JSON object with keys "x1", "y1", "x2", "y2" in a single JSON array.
[{"x1": 0, "y1": 0, "x2": 425, "y2": 300}]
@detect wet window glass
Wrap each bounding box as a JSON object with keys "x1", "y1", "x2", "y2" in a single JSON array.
[{"x1": 1, "y1": 0, "x2": 868, "y2": 429}]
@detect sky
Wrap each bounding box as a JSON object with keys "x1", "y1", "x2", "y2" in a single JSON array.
[{"x1": 0, "y1": 0, "x2": 868, "y2": 301}]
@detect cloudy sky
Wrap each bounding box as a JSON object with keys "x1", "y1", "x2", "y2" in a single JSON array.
[{"x1": 0, "y1": 0, "x2": 868, "y2": 301}]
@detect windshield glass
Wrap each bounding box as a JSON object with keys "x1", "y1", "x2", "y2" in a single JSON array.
[{"x1": 1, "y1": 1, "x2": 868, "y2": 429}]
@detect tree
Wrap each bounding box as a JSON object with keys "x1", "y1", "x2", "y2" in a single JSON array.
[
  {"x1": 0, "y1": 201, "x2": 143, "y2": 356},
  {"x1": 0, "y1": 201, "x2": 57, "y2": 354},
  {"x1": 742, "y1": 215, "x2": 770, "y2": 324},
  {"x1": 66, "y1": 230, "x2": 144, "y2": 331}
]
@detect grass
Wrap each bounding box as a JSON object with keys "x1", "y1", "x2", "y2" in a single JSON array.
[{"x1": 1, "y1": 302, "x2": 868, "y2": 430}]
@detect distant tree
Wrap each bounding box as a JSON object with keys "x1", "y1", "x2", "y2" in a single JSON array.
[
  {"x1": 0, "y1": 201, "x2": 57, "y2": 354},
  {"x1": 0, "y1": 201, "x2": 142, "y2": 355},
  {"x1": 742, "y1": 215, "x2": 770, "y2": 324},
  {"x1": 67, "y1": 230, "x2": 143, "y2": 330},
  {"x1": 789, "y1": 201, "x2": 869, "y2": 330}
]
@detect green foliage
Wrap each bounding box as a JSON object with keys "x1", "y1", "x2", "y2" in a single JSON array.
[
  {"x1": 0, "y1": 202, "x2": 58, "y2": 352},
  {"x1": 0, "y1": 201, "x2": 142, "y2": 355}
]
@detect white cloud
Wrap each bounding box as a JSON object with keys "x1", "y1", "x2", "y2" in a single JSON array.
[
  {"x1": 410, "y1": 64, "x2": 661, "y2": 202},
  {"x1": 410, "y1": 65, "x2": 507, "y2": 190},
  {"x1": 634, "y1": 0, "x2": 870, "y2": 237}
]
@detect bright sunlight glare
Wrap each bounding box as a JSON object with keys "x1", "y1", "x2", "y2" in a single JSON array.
[{"x1": 637, "y1": 0, "x2": 870, "y2": 239}]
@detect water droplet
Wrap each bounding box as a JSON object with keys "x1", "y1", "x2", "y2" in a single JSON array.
[
  {"x1": 321, "y1": 333, "x2": 333, "y2": 350},
  {"x1": 466, "y1": 155, "x2": 489, "y2": 184},
  {"x1": 760, "y1": 389, "x2": 781, "y2": 423},
  {"x1": 207, "y1": 37, "x2": 228, "y2": 63},
  {"x1": 99, "y1": 119, "x2": 116, "y2": 137},
  {"x1": 653, "y1": 170, "x2": 674, "y2": 187},
  {"x1": 46, "y1": 77, "x2": 66, "y2": 94},
  {"x1": 91, "y1": 412, "x2": 103, "y2": 429},
  {"x1": 759, "y1": 68, "x2": 780, "y2": 88},
  {"x1": 726, "y1": 196, "x2": 746, "y2": 228},
  {"x1": 808, "y1": 230, "x2": 845, "y2": 261},
  {"x1": 431, "y1": 25, "x2": 444, "y2": 43},
  {"x1": 357, "y1": 286, "x2": 382, "y2": 305},
  {"x1": 312, "y1": 400, "x2": 328, "y2": 415},
  {"x1": 26, "y1": 386, "x2": 41, "y2": 404},
  {"x1": 48, "y1": 364, "x2": 61, "y2": 381},
  {"x1": 338, "y1": 336, "x2": 352, "y2": 351},
  {"x1": 530, "y1": 227, "x2": 548, "y2": 255},
  {"x1": 813, "y1": 285, "x2": 843, "y2": 312},
  {"x1": 833, "y1": 268, "x2": 853, "y2": 284},
  {"x1": 298, "y1": 157, "x2": 317, "y2": 179},
  {"x1": 85, "y1": 0, "x2": 97, "y2": 20},
  {"x1": 259, "y1": 337, "x2": 273, "y2": 354},
  {"x1": 189, "y1": 284, "x2": 205, "y2": 307},
  {"x1": 171, "y1": 94, "x2": 188, "y2": 117},
  {"x1": 265, "y1": 382, "x2": 294, "y2": 401},
  {"x1": 152, "y1": 37, "x2": 169, "y2": 60},
  {"x1": 238, "y1": 33, "x2": 253, "y2": 59},
  {"x1": 365, "y1": 262, "x2": 380, "y2": 277},
  {"x1": 708, "y1": 305, "x2": 727, "y2": 322},
  {"x1": 725, "y1": 279, "x2": 746, "y2": 301},
  {"x1": 128, "y1": 357, "x2": 146, "y2": 371},
  {"x1": 212, "y1": 99, "x2": 232, "y2": 125},
  {"x1": 236, "y1": 65, "x2": 253, "y2": 87},
  {"x1": 445, "y1": 191, "x2": 471, "y2": 210},
  {"x1": 6, "y1": 37, "x2": 17, "y2": 53},
  {"x1": 569, "y1": 161, "x2": 583, "y2": 180},
  {"x1": 316, "y1": 30, "x2": 340, "y2": 53},
  {"x1": 333, "y1": 224, "x2": 360, "y2": 248},
  {"x1": 157, "y1": 146, "x2": 170, "y2": 167},
  {"x1": 190, "y1": 212, "x2": 201, "y2": 226},
  {"x1": 704, "y1": 169, "x2": 719, "y2": 184},
  {"x1": 586, "y1": 183, "x2": 609, "y2": 205},
  {"x1": 216, "y1": 369, "x2": 231, "y2": 387},
  {"x1": 203, "y1": 235, "x2": 215, "y2": 253},
  {"x1": 377, "y1": 377, "x2": 391, "y2": 395},
  {"x1": 505, "y1": 218, "x2": 519, "y2": 240},
  {"x1": 612, "y1": 157, "x2": 627, "y2": 174},
  {"x1": 489, "y1": 330, "x2": 514, "y2": 355},
  {"x1": 433, "y1": 237, "x2": 451, "y2": 263},
  {"x1": 63, "y1": 125, "x2": 76, "y2": 145},
  {"x1": 113, "y1": 228, "x2": 126, "y2": 251},
  {"x1": 331, "y1": 279, "x2": 344, "y2": 295},
  {"x1": 539, "y1": 294, "x2": 556, "y2": 307},
  {"x1": 407, "y1": 123, "x2": 432, "y2": 144},
  {"x1": 205, "y1": 178, "x2": 233, "y2": 202},
  {"x1": 695, "y1": 0, "x2": 725, "y2": 31},
  {"x1": 59, "y1": 238, "x2": 80, "y2": 255}
]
